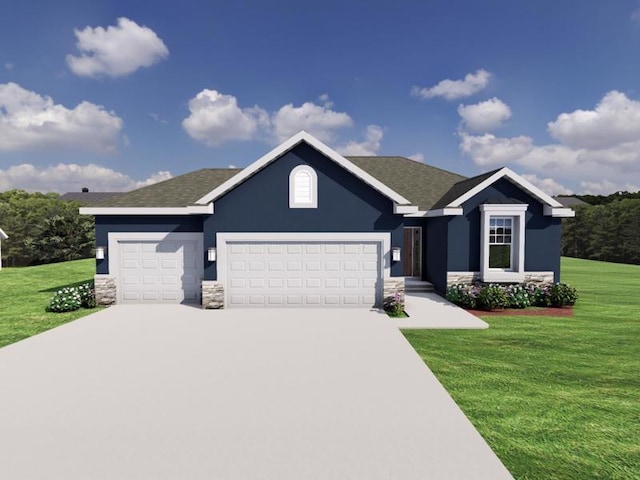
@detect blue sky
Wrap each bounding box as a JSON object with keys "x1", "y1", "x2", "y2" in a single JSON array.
[{"x1": 2, "y1": 0, "x2": 640, "y2": 195}]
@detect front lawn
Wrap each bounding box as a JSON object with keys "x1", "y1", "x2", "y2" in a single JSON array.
[
  {"x1": 403, "y1": 257, "x2": 640, "y2": 479},
  {"x1": 0, "y1": 259, "x2": 98, "y2": 348}
]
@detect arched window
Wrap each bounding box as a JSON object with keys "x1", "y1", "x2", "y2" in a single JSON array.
[{"x1": 289, "y1": 165, "x2": 317, "y2": 208}]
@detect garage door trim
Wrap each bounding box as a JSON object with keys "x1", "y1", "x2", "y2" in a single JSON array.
[
  {"x1": 108, "y1": 232, "x2": 204, "y2": 303},
  {"x1": 217, "y1": 232, "x2": 390, "y2": 307}
]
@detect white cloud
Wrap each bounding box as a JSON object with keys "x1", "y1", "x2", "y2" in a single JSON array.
[
  {"x1": 0, "y1": 163, "x2": 172, "y2": 193},
  {"x1": 318, "y1": 93, "x2": 333, "y2": 108},
  {"x1": 547, "y1": 91, "x2": 640, "y2": 149},
  {"x1": 0, "y1": 82, "x2": 123, "y2": 152},
  {"x1": 458, "y1": 97, "x2": 511, "y2": 132},
  {"x1": 458, "y1": 91, "x2": 640, "y2": 194},
  {"x1": 271, "y1": 101, "x2": 353, "y2": 143},
  {"x1": 521, "y1": 174, "x2": 573, "y2": 195},
  {"x1": 412, "y1": 69, "x2": 491, "y2": 100},
  {"x1": 182, "y1": 89, "x2": 268, "y2": 146},
  {"x1": 409, "y1": 153, "x2": 425, "y2": 162},
  {"x1": 631, "y1": 8, "x2": 640, "y2": 23},
  {"x1": 336, "y1": 125, "x2": 384, "y2": 156},
  {"x1": 5, "y1": 62, "x2": 13, "y2": 70},
  {"x1": 149, "y1": 112, "x2": 168, "y2": 124},
  {"x1": 580, "y1": 180, "x2": 640, "y2": 195},
  {"x1": 66, "y1": 17, "x2": 169, "y2": 77},
  {"x1": 459, "y1": 132, "x2": 534, "y2": 166}
]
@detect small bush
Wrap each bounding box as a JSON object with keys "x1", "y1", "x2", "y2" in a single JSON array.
[
  {"x1": 446, "y1": 283, "x2": 480, "y2": 309},
  {"x1": 550, "y1": 283, "x2": 578, "y2": 307},
  {"x1": 505, "y1": 284, "x2": 531, "y2": 309},
  {"x1": 77, "y1": 282, "x2": 97, "y2": 309},
  {"x1": 47, "y1": 287, "x2": 82, "y2": 313},
  {"x1": 383, "y1": 293, "x2": 404, "y2": 315},
  {"x1": 477, "y1": 284, "x2": 508, "y2": 311},
  {"x1": 527, "y1": 283, "x2": 553, "y2": 307}
]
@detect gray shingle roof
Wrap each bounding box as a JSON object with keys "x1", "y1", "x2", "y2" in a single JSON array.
[
  {"x1": 554, "y1": 196, "x2": 589, "y2": 207},
  {"x1": 96, "y1": 169, "x2": 241, "y2": 208},
  {"x1": 59, "y1": 192, "x2": 124, "y2": 206},
  {"x1": 430, "y1": 169, "x2": 501, "y2": 209},
  {"x1": 346, "y1": 156, "x2": 467, "y2": 210},
  {"x1": 88, "y1": 157, "x2": 483, "y2": 211}
]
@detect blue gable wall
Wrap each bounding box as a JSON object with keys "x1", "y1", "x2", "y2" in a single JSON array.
[
  {"x1": 447, "y1": 178, "x2": 562, "y2": 281},
  {"x1": 203, "y1": 143, "x2": 404, "y2": 280},
  {"x1": 95, "y1": 216, "x2": 203, "y2": 274},
  {"x1": 425, "y1": 217, "x2": 450, "y2": 293}
]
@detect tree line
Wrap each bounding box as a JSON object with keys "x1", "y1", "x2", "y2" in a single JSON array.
[
  {"x1": 562, "y1": 199, "x2": 640, "y2": 265},
  {"x1": 0, "y1": 190, "x2": 94, "y2": 267}
]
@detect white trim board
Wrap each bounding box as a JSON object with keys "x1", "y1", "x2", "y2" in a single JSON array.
[
  {"x1": 447, "y1": 167, "x2": 566, "y2": 214},
  {"x1": 196, "y1": 131, "x2": 411, "y2": 206},
  {"x1": 80, "y1": 205, "x2": 214, "y2": 216}
]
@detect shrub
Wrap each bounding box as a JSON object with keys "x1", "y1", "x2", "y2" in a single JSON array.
[
  {"x1": 47, "y1": 287, "x2": 82, "y2": 313},
  {"x1": 527, "y1": 283, "x2": 553, "y2": 307},
  {"x1": 383, "y1": 293, "x2": 404, "y2": 315},
  {"x1": 446, "y1": 283, "x2": 480, "y2": 309},
  {"x1": 77, "y1": 282, "x2": 97, "y2": 309},
  {"x1": 477, "y1": 284, "x2": 508, "y2": 311},
  {"x1": 505, "y1": 284, "x2": 531, "y2": 309},
  {"x1": 550, "y1": 283, "x2": 578, "y2": 307}
]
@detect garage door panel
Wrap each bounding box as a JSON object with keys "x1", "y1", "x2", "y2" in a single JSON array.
[
  {"x1": 226, "y1": 241, "x2": 380, "y2": 308},
  {"x1": 118, "y1": 238, "x2": 201, "y2": 304}
]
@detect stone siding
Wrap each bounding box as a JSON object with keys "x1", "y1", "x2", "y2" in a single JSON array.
[
  {"x1": 202, "y1": 281, "x2": 224, "y2": 309},
  {"x1": 383, "y1": 277, "x2": 405, "y2": 301},
  {"x1": 447, "y1": 271, "x2": 555, "y2": 286},
  {"x1": 94, "y1": 275, "x2": 116, "y2": 306}
]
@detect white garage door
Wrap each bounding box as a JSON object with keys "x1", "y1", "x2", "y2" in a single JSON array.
[
  {"x1": 226, "y1": 241, "x2": 381, "y2": 307},
  {"x1": 118, "y1": 238, "x2": 201, "y2": 303}
]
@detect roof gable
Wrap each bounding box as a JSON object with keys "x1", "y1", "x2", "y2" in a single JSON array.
[{"x1": 195, "y1": 131, "x2": 411, "y2": 206}]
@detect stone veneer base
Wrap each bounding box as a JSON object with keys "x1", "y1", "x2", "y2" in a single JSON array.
[
  {"x1": 383, "y1": 277, "x2": 406, "y2": 302},
  {"x1": 447, "y1": 271, "x2": 555, "y2": 286},
  {"x1": 202, "y1": 281, "x2": 224, "y2": 309},
  {"x1": 94, "y1": 274, "x2": 117, "y2": 306}
]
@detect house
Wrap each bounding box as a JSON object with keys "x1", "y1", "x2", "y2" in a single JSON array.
[
  {"x1": 80, "y1": 131, "x2": 574, "y2": 308},
  {"x1": 0, "y1": 228, "x2": 7, "y2": 270}
]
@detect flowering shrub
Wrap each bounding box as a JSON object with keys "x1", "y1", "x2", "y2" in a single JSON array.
[
  {"x1": 47, "y1": 287, "x2": 82, "y2": 313},
  {"x1": 77, "y1": 282, "x2": 97, "y2": 309},
  {"x1": 446, "y1": 284, "x2": 480, "y2": 309},
  {"x1": 383, "y1": 292, "x2": 404, "y2": 315},
  {"x1": 550, "y1": 283, "x2": 578, "y2": 307},
  {"x1": 47, "y1": 282, "x2": 96, "y2": 313},
  {"x1": 447, "y1": 282, "x2": 577, "y2": 310},
  {"x1": 477, "y1": 284, "x2": 509, "y2": 311},
  {"x1": 505, "y1": 285, "x2": 531, "y2": 309}
]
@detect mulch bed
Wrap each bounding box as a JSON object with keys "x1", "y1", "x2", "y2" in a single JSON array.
[{"x1": 467, "y1": 306, "x2": 574, "y2": 317}]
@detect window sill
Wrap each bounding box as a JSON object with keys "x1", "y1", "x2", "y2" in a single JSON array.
[{"x1": 481, "y1": 271, "x2": 525, "y2": 283}]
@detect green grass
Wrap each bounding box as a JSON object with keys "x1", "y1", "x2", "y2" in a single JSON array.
[
  {"x1": 0, "y1": 258, "x2": 99, "y2": 348},
  {"x1": 403, "y1": 257, "x2": 640, "y2": 480}
]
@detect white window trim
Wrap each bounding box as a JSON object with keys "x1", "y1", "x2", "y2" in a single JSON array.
[
  {"x1": 289, "y1": 165, "x2": 318, "y2": 208},
  {"x1": 480, "y1": 204, "x2": 527, "y2": 282}
]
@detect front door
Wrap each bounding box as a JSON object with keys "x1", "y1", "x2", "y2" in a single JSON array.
[{"x1": 403, "y1": 227, "x2": 422, "y2": 277}]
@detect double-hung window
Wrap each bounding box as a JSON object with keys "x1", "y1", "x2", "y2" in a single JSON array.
[{"x1": 480, "y1": 204, "x2": 527, "y2": 282}]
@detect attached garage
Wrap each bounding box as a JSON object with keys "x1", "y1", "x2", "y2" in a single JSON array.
[
  {"x1": 108, "y1": 233, "x2": 203, "y2": 304},
  {"x1": 218, "y1": 233, "x2": 389, "y2": 308}
]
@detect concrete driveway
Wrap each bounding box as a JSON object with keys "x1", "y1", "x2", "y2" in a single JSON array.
[{"x1": 0, "y1": 306, "x2": 512, "y2": 480}]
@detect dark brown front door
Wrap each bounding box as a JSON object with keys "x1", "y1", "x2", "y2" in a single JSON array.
[{"x1": 403, "y1": 228, "x2": 422, "y2": 277}]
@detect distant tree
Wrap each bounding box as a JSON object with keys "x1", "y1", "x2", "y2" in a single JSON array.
[{"x1": 0, "y1": 190, "x2": 94, "y2": 266}]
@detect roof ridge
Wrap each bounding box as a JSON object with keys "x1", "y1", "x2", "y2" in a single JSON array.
[{"x1": 346, "y1": 155, "x2": 468, "y2": 179}]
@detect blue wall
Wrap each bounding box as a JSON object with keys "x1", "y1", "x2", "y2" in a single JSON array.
[
  {"x1": 203, "y1": 143, "x2": 405, "y2": 280},
  {"x1": 446, "y1": 178, "x2": 562, "y2": 281},
  {"x1": 425, "y1": 217, "x2": 449, "y2": 293},
  {"x1": 95, "y1": 216, "x2": 203, "y2": 274}
]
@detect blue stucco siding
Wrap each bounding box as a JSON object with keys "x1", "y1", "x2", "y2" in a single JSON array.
[
  {"x1": 95, "y1": 216, "x2": 204, "y2": 274},
  {"x1": 425, "y1": 217, "x2": 449, "y2": 293},
  {"x1": 446, "y1": 178, "x2": 562, "y2": 281},
  {"x1": 203, "y1": 143, "x2": 405, "y2": 280}
]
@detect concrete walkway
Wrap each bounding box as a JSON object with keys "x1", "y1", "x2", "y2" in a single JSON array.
[
  {"x1": 397, "y1": 292, "x2": 488, "y2": 329},
  {"x1": 0, "y1": 305, "x2": 511, "y2": 479}
]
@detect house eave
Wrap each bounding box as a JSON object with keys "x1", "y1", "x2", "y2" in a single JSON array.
[
  {"x1": 79, "y1": 204, "x2": 214, "y2": 216},
  {"x1": 544, "y1": 206, "x2": 576, "y2": 217}
]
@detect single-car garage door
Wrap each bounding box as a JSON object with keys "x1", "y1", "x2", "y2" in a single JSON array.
[
  {"x1": 116, "y1": 235, "x2": 202, "y2": 304},
  {"x1": 225, "y1": 241, "x2": 381, "y2": 307}
]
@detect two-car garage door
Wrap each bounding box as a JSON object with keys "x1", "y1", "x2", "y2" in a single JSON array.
[{"x1": 225, "y1": 241, "x2": 381, "y2": 307}]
